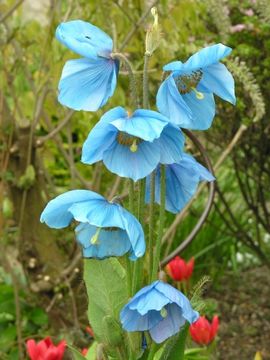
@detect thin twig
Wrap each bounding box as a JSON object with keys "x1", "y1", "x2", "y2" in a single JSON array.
[
  {"x1": 119, "y1": 0, "x2": 160, "y2": 51},
  {"x1": 36, "y1": 110, "x2": 74, "y2": 146},
  {"x1": 0, "y1": 0, "x2": 24, "y2": 23},
  {"x1": 162, "y1": 124, "x2": 247, "y2": 254}
]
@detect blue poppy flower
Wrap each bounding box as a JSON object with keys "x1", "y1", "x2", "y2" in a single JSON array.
[
  {"x1": 145, "y1": 153, "x2": 215, "y2": 213},
  {"x1": 56, "y1": 20, "x2": 119, "y2": 111},
  {"x1": 81, "y1": 107, "x2": 185, "y2": 181},
  {"x1": 40, "y1": 190, "x2": 145, "y2": 260},
  {"x1": 120, "y1": 280, "x2": 199, "y2": 343},
  {"x1": 156, "y1": 43, "x2": 236, "y2": 130}
]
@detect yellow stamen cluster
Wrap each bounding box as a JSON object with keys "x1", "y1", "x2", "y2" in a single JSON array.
[
  {"x1": 90, "y1": 227, "x2": 102, "y2": 245},
  {"x1": 175, "y1": 70, "x2": 204, "y2": 99},
  {"x1": 160, "y1": 307, "x2": 168, "y2": 318},
  {"x1": 117, "y1": 132, "x2": 142, "y2": 153}
]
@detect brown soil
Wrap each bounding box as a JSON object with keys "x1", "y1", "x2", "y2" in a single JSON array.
[{"x1": 210, "y1": 267, "x2": 270, "y2": 360}]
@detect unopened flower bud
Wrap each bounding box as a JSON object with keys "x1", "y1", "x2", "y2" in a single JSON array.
[{"x1": 145, "y1": 7, "x2": 161, "y2": 56}]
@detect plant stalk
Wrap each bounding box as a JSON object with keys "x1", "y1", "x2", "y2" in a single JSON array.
[
  {"x1": 151, "y1": 165, "x2": 166, "y2": 282},
  {"x1": 148, "y1": 171, "x2": 155, "y2": 282},
  {"x1": 111, "y1": 52, "x2": 139, "y2": 108}
]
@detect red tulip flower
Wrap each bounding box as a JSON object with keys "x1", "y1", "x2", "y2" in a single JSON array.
[
  {"x1": 26, "y1": 337, "x2": 66, "y2": 360},
  {"x1": 189, "y1": 315, "x2": 219, "y2": 345},
  {"x1": 165, "y1": 256, "x2": 194, "y2": 282}
]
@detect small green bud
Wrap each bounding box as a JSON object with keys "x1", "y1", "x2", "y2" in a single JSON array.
[
  {"x1": 3, "y1": 197, "x2": 14, "y2": 219},
  {"x1": 102, "y1": 315, "x2": 123, "y2": 347},
  {"x1": 18, "y1": 165, "x2": 36, "y2": 190},
  {"x1": 145, "y1": 7, "x2": 161, "y2": 56}
]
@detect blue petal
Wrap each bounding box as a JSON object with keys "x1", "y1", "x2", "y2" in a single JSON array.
[
  {"x1": 111, "y1": 109, "x2": 169, "y2": 142},
  {"x1": 69, "y1": 200, "x2": 125, "y2": 228},
  {"x1": 125, "y1": 281, "x2": 159, "y2": 301},
  {"x1": 146, "y1": 155, "x2": 215, "y2": 213},
  {"x1": 103, "y1": 139, "x2": 161, "y2": 181},
  {"x1": 128, "y1": 288, "x2": 170, "y2": 315},
  {"x1": 58, "y1": 57, "x2": 118, "y2": 111},
  {"x1": 181, "y1": 91, "x2": 215, "y2": 130},
  {"x1": 71, "y1": 202, "x2": 145, "y2": 259},
  {"x1": 75, "y1": 223, "x2": 131, "y2": 259},
  {"x1": 149, "y1": 304, "x2": 186, "y2": 343},
  {"x1": 81, "y1": 123, "x2": 117, "y2": 164},
  {"x1": 40, "y1": 190, "x2": 104, "y2": 228},
  {"x1": 120, "y1": 208, "x2": 146, "y2": 260},
  {"x1": 99, "y1": 106, "x2": 127, "y2": 124},
  {"x1": 198, "y1": 63, "x2": 236, "y2": 104},
  {"x1": 158, "y1": 125, "x2": 184, "y2": 164},
  {"x1": 156, "y1": 75, "x2": 192, "y2": 127},
  {"x1": 164, "y1": 44, "x2": 232, "y2": 72},
  {"x1": 55, "y1": 20, "x2": 113, "y2": 59},
  {"x1": 180, "y1": 154, "x2": 215, "y2": 182},
  {"x1": 155, "y1": 282, "x2": 199, "y2": 324},
  {"x1": 120, "y1": 308, "x2": 162, "y2": 332}
]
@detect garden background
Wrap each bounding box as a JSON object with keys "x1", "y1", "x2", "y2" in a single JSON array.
[{"x1": 0, "y1": 0, "x2": 270, "y2": 359}]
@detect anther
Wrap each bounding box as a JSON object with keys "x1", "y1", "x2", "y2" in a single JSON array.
[
  {"x1": 130, "y1": 139, "x2": 138, "y2": 152},
  {"x1": 90, "y1": 228, "x2": 101, "y2": 245},
  {"x1": 191, "y1": 87, "x2": 204, "y2": 100},
  {"x1": 160, "y1": 307, "x2": 168, "y2": 318}
]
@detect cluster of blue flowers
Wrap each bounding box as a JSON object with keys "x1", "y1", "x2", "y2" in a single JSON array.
[{"x1": 41, "y1": 20, "x2": 235, "y2": 345}]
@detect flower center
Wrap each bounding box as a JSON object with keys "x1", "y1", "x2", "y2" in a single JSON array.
[
  {"x1": 160, "y1": 307, "x2": 168, "y2": 318},
  {"x1": 117, "y1": 132, "x2": 142, "y2": 153},
  {"x1": 175, "y1": 70, "x2": 204, "y2": 99},
  {"x1": 90, "y1": 227, "x2": 101, "y2": 245},
  {"x1": 90, "y1": 227, "x2": 119, "y2": 245}
]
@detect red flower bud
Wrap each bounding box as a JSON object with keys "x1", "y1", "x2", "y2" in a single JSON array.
[
  {"x1": 189, "y1": 315, "x2": 219, "y2": 345},
  {"x1": 26, "y1": 337, "x2": 66, "y2": 360},
  {"x1": 86, "y1": 326, "x2": 94, "y2": 337},
  {"x1": 81, "y1": 348, "x2": 88, "y2": 356},
  {"x1": 165, "y1": 256, "x2": 194, "y2": 282}
]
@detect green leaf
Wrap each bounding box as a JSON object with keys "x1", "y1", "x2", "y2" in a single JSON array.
[
  {"x1": 29, "y1": 308, "x2": 48, "y2": 326},
  {"x1": 86, "y1": 342, "x2": 98, "y2": 360},
  {"x1": 83, "y1": 258, "x2": 127, "y2": 343},
  {"x1": 68, "y1": 344, "x2": 86, "y2": 360},
  {"x1": 159, "y1": 325, "x2": 189, "y2": 360}
]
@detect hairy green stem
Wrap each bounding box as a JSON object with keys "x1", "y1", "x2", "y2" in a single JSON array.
[
  {"x1": 175, "y1": 324, "x2": 189, "y2": 359},
  {"x1": 143, "y1": 54, "x2": 151, "y2": 108},
  {"x1": 148, "y1": 172, "x2": 155, "y2": 282},
  {"x1": 132, "y1": 179, "x2": 146, "y2": 294},
  {"x1": 151, "y1": 165, "x2": 166, "y2": 282},
  {"x1": 126, "y1": 179, "x2": 135, "y2": 296},
  {"x1": 111, "y1": 52, "x2": 139, "y2": 108},
  {"x1": 129, "y1": 179, "x2": 135, "y2": 213},
  {"x1": 125, "y1": 255, "x2": 133, "y2": 297}
]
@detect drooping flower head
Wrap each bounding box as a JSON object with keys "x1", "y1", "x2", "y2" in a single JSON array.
[
  {"x1": 189, "y1": 315, "x2": 219, "y2": 345},
  {"x1": 157, "y1": 44, "x2": 236, "y2": 130},
  {"x1": 145, "y1": 153, "x2": 215, "y2": 213},
  {"x1": 56, "y1": 20, "x2": 119, "y2": 111},
  {"x1": 81, "y1": 107, "x2": 185, "y2": 181},
  {"x1": 40, "y1": 190, "x2": 145, "y2": 260},
  {"x1": 120, "y1": 280, "x2": 199, "y2": 343},
  {"x1": 26, "y1": 337, "x2": 66, "y2": 360},
  {"x1": 166, "y1": 256, "x2": 194, "y2": 282}
]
